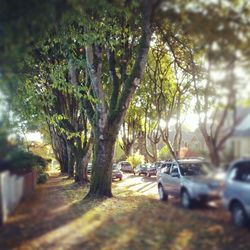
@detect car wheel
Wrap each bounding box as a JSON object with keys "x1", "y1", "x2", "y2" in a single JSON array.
[
  {"x1": 158, "y1": 184, "x2": 168, "y2": 201},
  {"x1": 232, "y1": 202, "x2": 247, "y2": 227},
  {"x1": 119, "y1": 177, "x2": 122, "y2": 181},
  {"x1": 181, "y1": 190, "x2": 193, "y2": 209}
]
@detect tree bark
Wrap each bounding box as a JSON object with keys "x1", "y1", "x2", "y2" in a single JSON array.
[
  {"x1": 209, "y1": 147, "x2": 220, "y2": 166},
  {"x1": 74, "y1": 151, "x2": 89, "y2": 184},
  {"x1": 66, "y1": 142, "x2": 74, "y2": 178},
  {"x1": 48, "y1": 124, "x2": 69, "y2": 174},
  {"x1": 86, "y1": 131, "x2": 116, "y2": 198}
]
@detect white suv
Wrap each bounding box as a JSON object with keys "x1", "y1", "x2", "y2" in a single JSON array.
[{"x1": 157, "y1": 159, "x2": 224, "y2": 208}]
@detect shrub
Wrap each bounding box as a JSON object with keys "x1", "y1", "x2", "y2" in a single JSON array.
[
  {"x1": 126, "y1": 152, "x2": 144, "y2": 168},
  {"x1": 3, "y1": 148, "x2": 47, "y2": 173},
  {"x1": 37, "y1": 172, "x2": 48, "y2": 184}
]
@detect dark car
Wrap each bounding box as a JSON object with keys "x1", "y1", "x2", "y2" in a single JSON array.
[
  {"x1": 146, "y1": 162, "x2": 164, "y2": 177},
  {"x1": 134, "y1": 164, "x2": 148, "y2": 176},
  {"x1": 117, "y1": 161, "x2": 134, "y2": 173},
  {"x1": 223, "y1": 159, "x2": 250, "y2": 227},
  {"x1": 112, "y1": 164, "x2": 123, "y2": 181}
]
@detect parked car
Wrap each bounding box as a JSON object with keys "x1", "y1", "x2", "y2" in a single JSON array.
[
  {"x1": 146, "y1": 163, "x2": 157, "y2": 177},
  {"x1": 146, "y1": 162, "x2": 166, "y2": 177},
  {"x1": 117, "y1": 161, "x2": 134, "y2": 173},
  {"x1": 112, "y1": 164, "x2": 123, "y2": 181},
  {"x1": 134, "y1": 164, "x2": 148, "y2": 176},
  {"x1": 87, "y1": 163, "x2": 92, "y2": 174},
  {"x1": 157, "y1": 158, "x2": 224, "y2": 208},
  {"x1": 156, "y1": 161, "x2": 173, "y2": 175},
  {"x1": 223, "y1": 159, "x2": 250, "y2": 227}
]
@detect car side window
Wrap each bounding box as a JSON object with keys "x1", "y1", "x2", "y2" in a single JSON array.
[
  {"x1": 161, "y1": 164, "x2": 171, "y2": 174},
  {"x1": 230, "y1": 162, "x2": 250, "y2": 183},
  {"x1": 170, "y1": 164, "x2": 179, "y2": 174}
]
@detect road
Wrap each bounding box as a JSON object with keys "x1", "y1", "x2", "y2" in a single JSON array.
[{"x1": 114, "y1": 173, "x2": 158, "y2": 197}]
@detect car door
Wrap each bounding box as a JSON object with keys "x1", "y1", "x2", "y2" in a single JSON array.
[
  {"x1": 229, "y1": 162, "x2": 250, "y2": 213},
  {"x1": 168, "y1": 164, "x2": 181, "y2": 196},
  {"x1": 240, "y1": 163, "x2": 250, "y2": 213},
  {"x1": 159, "y1": 164, "x2": 171, "y2": 192}
]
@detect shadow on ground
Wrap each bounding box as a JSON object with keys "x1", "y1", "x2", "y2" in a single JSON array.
[{"x1": 1, "y1": 174, "x2": 250, "y2": 250}]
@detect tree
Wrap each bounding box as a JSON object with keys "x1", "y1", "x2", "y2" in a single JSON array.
[
  {"x1": 119, "y1": 100, "x2": 143, "y2": 157},
  {"x1": 158, "y1": 0, "x2": 250, "y2": 165},
  {"x1": 81, "y1": 0, "x2": 160, "y2": 197},
  {"x1": 141, "y1": 33, "x2": 192, "y2": 160},
  {"x1": 183, "y1": 1, "x2": 250, "y2": 166}
]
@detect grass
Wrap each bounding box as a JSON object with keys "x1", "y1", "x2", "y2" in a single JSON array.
[
  {"x1": 1, "y1": 174, "x2": 250, "y2": 250},
  {"x1": 60, "y1": 178, "x2": 250, "y2": 250}
]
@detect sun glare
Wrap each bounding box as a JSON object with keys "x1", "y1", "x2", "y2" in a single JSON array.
[
  {"x1": 183, "y1": 113, "x2": 199, "y2": 132},
  {"x1": 25, "y1": 132, "x2": 43, "y2": 142}
]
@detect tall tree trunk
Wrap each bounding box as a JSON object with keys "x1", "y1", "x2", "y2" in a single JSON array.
[
  {"x1": 123, "y1": 141, "x2": 133, "y2": 157},
  {"x1": 74, "y1": 149, "x2": 90, "y2": 184},
  {"x1": 137, "y1": 131, "x2": 148, "y2": 161},
  {"x1": 201, "y1": 127, "x2": 221, "y2": 166},
  {"x1": 209, "y1": 146, "x2": 220, "y2": 166},
  {"x1": 86, "y1": 131, "x2": 116, "y2": 198},
  {"x1": 66, "y1": 142, "x2": 74, "y2": 177},
  {"x1": 48, "y1": 124, "x2": 69, "y2": 174}
]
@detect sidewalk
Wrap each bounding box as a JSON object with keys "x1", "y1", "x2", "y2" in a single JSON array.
[{"x1": 0, "y1": 173, "x2": 82, "y2": 250}]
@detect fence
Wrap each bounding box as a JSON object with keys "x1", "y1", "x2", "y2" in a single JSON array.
[{"x1": 0, "y1": 170, "x2": 36, "y2": 225}]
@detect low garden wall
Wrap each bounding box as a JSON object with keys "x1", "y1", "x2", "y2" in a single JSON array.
[{"x1": 0, "y1": 170, "x2": 36, "y2": 225}]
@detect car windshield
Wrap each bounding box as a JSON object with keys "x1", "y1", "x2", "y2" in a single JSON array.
[{"x1": 179, "y1": 162, "x2": 213, "y2": 176}]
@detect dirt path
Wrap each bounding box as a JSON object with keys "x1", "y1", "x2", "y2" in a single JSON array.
[
  {"x1": 0, "y1": 173, "x2": 83, "y2": 250},
  {"x1": 0, "y1": 172, "x2": 158, "y2": 250}
]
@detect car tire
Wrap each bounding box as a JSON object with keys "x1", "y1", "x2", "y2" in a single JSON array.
[
  {"x1": 158, "y1": 184, "x2": 168, "y2": 201},
  {"x1": 119, "y1": 177, "x2": 122, "y2": 181},
  {"x1": 181, "y1": 190, "x2": 193, "y2": 209},
  {"x1": 231, "y1": 202, "x2": 248, "y2": 227}
]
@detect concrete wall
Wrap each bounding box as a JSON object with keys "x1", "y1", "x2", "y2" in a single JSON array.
[{"x1": 0, "y1": 170, "x2": 36, "y2": 225}]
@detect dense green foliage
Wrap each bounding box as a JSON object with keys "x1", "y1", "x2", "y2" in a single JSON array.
[{"x1": 0, "y1": 0, "x2": 250, "y2": 195}]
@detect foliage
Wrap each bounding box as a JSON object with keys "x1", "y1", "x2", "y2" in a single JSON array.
[
  {"x1": 1, "y1": 0, "x2": 250, "y2": 194},
  {"x1": 0, "y1": 118, "x2": 47, "y2": 174},
  {"x1": 3, "y1": 147, "x2": 47, "y2": 172},
  {"x1": 126, "y1": 152, "x2": 144, "y2": 168},
  {"x1": 114, "y1": 140, "x2": 126, "y2": 163},
  {"x1": 37, "y1": 172, "x2": 49, "y2": 184},
  {"x1": 158, "y1": 145, "x2": 171, "y2": 161}
]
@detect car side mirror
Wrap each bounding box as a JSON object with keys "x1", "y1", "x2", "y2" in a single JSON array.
[{"x1": 171, "y1": 172, "x2": 180, "y2": 178}]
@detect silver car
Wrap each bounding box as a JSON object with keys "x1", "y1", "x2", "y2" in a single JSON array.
[
  {"x1": 157, "y1": 159, "x2": 224, "y2": 208},
  {"x1": 223, "y1": 159, "x2": 250, "y2": 227}
]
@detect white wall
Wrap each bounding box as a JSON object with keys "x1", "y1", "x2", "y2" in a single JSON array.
[{"x1": 0, "y1": 171, "x2": 35, "y2": 225}]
